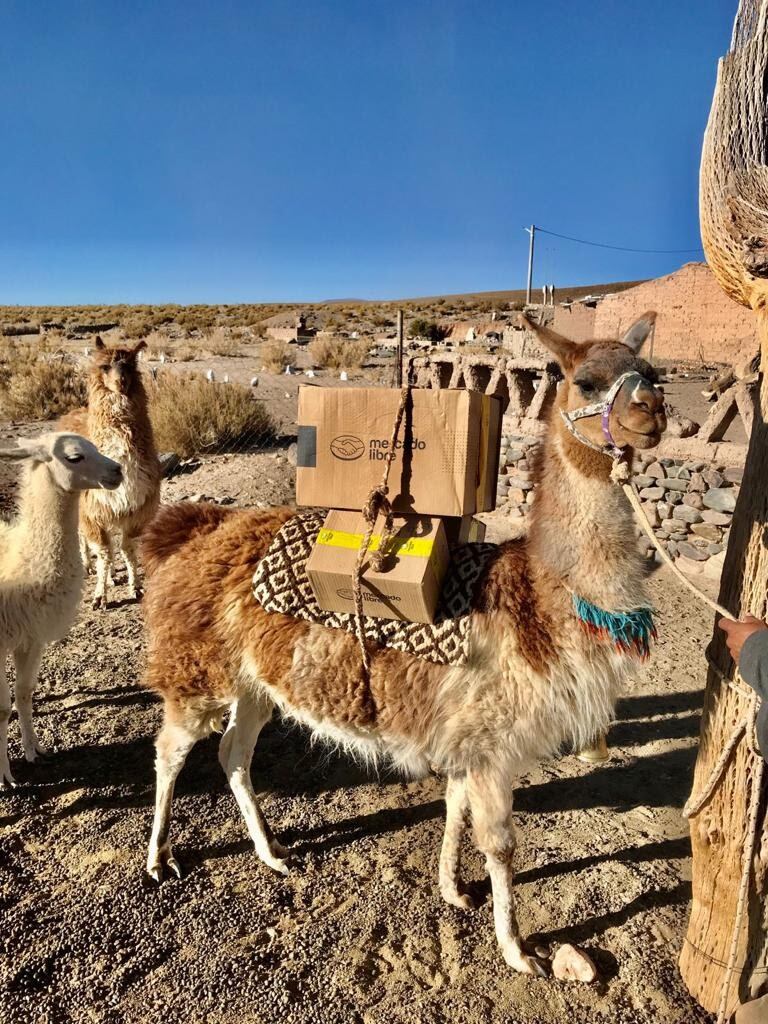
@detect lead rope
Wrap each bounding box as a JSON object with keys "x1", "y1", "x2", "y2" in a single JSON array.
[
  {"x1": 612, "y1": 456, "x2": 763, "y2": 1023},
  {"x1": 351, "y1": 386, "x2": 410, "y2": 721}
]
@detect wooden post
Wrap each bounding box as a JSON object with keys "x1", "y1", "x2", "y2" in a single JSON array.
[
  {"x1": 396, "y1": 309, "x2": 404, "y2": 387},
  {"x1": 680, "y1": 6, "x2": 768, "y2": 1015}
]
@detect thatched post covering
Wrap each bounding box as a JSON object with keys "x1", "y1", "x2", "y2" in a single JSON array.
[{"x1": 679, "y1": 4, "x2": 768, "y2": 1016}]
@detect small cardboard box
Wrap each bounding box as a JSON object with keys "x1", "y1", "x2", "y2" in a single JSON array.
[
  {"x1": 306, "y1": 510, "x2": 450, "y2": 623},
  {"x1": 296, "y1": 387, "x2": 502, "y2": 517},
  {"x1": 443, "y1": 515, "x2": 487, "y2": 548}
]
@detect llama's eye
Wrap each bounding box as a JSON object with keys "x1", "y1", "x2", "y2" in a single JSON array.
[
  {"x1": 577, "y1": 381, "x2": 596, "y2": 397},
  {"x1": 66, "y1": 454, "x2": 84, "y2": 463}
]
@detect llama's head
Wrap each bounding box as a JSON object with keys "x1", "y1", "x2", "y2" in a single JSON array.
[
  {"x1": 521, "y1": 312, "x2": 666, "y2": 455},
  {"x1": 0, "y1": 433, "x2": 123, "y2": 493},
  {"x1": 91, "y1": 337, "x2": 147, "y2": 395}
]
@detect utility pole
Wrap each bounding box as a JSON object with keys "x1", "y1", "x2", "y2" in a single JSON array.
[
  {"x1": 396, "y1": 309, "x2": 404, "y2": 387},
  {"x1": 525, "y1": 224, "x2": 535, "y2": 305}
]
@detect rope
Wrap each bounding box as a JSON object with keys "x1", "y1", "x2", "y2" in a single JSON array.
[
  {"x1": 351, "y1": 386, "x2": 410, "y2": 718},
  {"x1": 611, "y1": 456, "x2": 764, "y2": 1024}
]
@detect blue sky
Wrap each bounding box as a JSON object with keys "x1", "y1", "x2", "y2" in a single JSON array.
[{"x1": 0, "y1": 1, "x2": 735, "y2": 304}]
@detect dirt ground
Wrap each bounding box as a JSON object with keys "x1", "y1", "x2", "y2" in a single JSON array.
[{"x1": 0, "y1": 429, "x2": 718, "y2": 1024}]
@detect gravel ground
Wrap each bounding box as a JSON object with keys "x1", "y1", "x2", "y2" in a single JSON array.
[{"x1": 0, "y1": 493, "x2": 715, "y2": 1024}]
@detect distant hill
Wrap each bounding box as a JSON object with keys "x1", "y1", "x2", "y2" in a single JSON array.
[{"x1": 321, "y1": 281, "x2": 646, "y2": 305}]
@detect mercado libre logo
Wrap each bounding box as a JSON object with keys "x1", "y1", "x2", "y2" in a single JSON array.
[{"x1": 330, "y1": 435, "x2": 365, "y2": 460}]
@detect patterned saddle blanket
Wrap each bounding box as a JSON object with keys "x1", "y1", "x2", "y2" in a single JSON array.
[{"x1": 252, "y1": 510, "x2": 496, "y2": 666}]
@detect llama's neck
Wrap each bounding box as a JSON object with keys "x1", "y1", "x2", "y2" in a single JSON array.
[
  {"x1": 10, "y1": 464, "x2": 82, "y2": 582},
  {"x1": 89, "y1": 375, "x2": 153, "y2": 445},
  {"x1": 528, "y1": 422, "x2": 647, "y2": 613}
]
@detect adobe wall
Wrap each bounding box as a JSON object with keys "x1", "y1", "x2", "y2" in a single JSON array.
[
  {"x1": 551, "y1": 302, "x2": 598, "y2": 343},
  {"x1": 593, "y1": 263, "x2": 757, "y2": 364}
]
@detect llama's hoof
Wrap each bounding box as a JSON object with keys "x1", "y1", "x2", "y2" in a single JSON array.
[
  {"x1": 1, "y1": 763, "x2": 17, "y2": 788},
  {"x1": 23, "y1": 742, "x2": 51, "y2": 763},
  {"x1": 146, "y1": 848, "x2": 183, "y2": 883},
  {"x1": 92, "y1": 595, "x2": 109, "y2": 610},
  {"x1": 130, "y1": 588, "x2": 144, "y2": 603},
  {"x1": 440, "y1": 886, "x2": 476, "y2": 911},
  {"x1": 270, "y1": 838, "x2": 290, "y2": 860},
  {"x1": 259, "y1": 845, "x2": 290, "y2": 876},
  {"x1": 502, "y1": 944, "x2": 549, "y2": 978}
]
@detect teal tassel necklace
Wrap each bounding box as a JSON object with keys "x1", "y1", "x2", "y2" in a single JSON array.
[{"x1": 572, "y1": 595, "x2": 656, "y2": 659}]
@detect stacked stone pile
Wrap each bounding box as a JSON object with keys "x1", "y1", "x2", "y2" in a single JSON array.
[{"x1": 495, "y1": 434, "x2": 742, "y2": 580}]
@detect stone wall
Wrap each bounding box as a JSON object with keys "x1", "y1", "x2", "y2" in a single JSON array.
[{"x1": 495, "y1": 433, "x2": 741, "y2": 581}]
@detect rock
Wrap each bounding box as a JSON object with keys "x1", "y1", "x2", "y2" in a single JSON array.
[
  {"x1": 646, "y1": 461, "x2": 666, "y2": 480},
  {"x1": 158, "y1": 452, "x2": 181, "y2": 478},
  {"x1": 673, "y1": 505, "x2": 703, "y2": 524},
  {"x1": 666, "y1": 417, "x2": 699, "y2": 438},
  {"x1": 689, "y1": 472, "x2": 707, "y2": 492},
  {"x1": 640, "y1": 502, "x2": 660, "y2": 528},
  {"x1": 517, "y1": 459, "x2": 530, "y2": 471},
  {"x1": 551, "y1": 944, "x2": 597, "y2": 984},
  {"x1": 526, "y1": 488, "x2": 536, "y2": 503},
  {"x1": 666, "y1": 464, "x2": 681, "y2": 479},
  {"x1": 639, "y1": 486, "x2": 665, "y2": 501},
  {"x1": 702, "y1": 550, "x2": 727, "y2": 581},
  {"x1": 724, "y1": 466, "x2": 744, "y2": 485},
  {"x1": 671, "y1": 532, "x2": 688, "y2": 542},
  {"x1": 660, "y1": 518, "x2": 677, "y2": 533},
  {"x1": 507, "y1": 449, "x2": 524, "y2": 463},
  {"x1": 656, "y1": 501, "x2": 673, "y2": 521},
  {"x1": 708, "y1": 542, "x2": 724, "y2": 556},
  {"x1": 682, "y1": 492, "x2": 704, "y2": 510},
  {"x1": 691, "y1": 523, "x2": 723, "y2": 543},
  {"x1": 677, "y1": 541, "x2": 709, "y2": 561},
  {"x1": 662, "y1": 478, "x2": 689, "y2": 491},
  {"x1": 702, "y1": 509, "x2": 733, "y2": 526},
  {"x1": 703, "y1": 488, "x2": 737, "y2": 513},
  {"x1": 676, "y1": 554, "x2": 705, "y2": 575},
  {"x1": 632, "y1": 474, "x2": 655, "y2": 490},
  {"x1": 666, "y1": 540, "x2": 678, "y2": 557},
  {"x1": 507, "y1": 475, "x2": 533, "y2": 491},
  {"x1": 508, "y1": 488, "x2": 526, "y2": 504},
  {"x1": 668, "y1": 491, "x2": 684, "y2": 505},
  {"x1": 703, "y1": 468, "x2": 725, "y2": 488}
]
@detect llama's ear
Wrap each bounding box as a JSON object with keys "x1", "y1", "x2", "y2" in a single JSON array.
[
  {"x1": 94, "y1": 336, "x2": 105, "y2": 350},
  {"x1": 0, "y1": 440, "x2": 49, "y2": 462},
  {"x1": 518, "y1": 314, "x2": 580, "y2": 370},
  {"x1": 132, "y1": 339, "x2": 147, "y2": 354},
  {"x1": 621, "y1": 311, "x2": 657, "y2": 354}
]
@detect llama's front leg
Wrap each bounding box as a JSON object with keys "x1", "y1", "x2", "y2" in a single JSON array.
[
  {"x1": 14, "y1": 643, "x2": 47, "y2": 762},
  {"x1": 0, "y1": 650, "x2": 14, "y2": 786},
  {"x1": 218, "y1": 693, "x2": 288, "y2": 874},
  {"x1": 439, "y1": 774, "x2": 474, "y2": 909},
  {"x1": 89, "y1": 534, "x2": 114, "y2": 609},
  {"x1": 467, "y1": 767, "x2": 548, "y2": 977},
  {"x1": 146, "y1": 710, "x2": 200, "y2": 882},
  {"x1": 120, "y1": 531, "x2": 142, "y2": 601}
]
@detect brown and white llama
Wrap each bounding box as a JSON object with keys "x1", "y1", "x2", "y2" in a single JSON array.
[
  {"x1": 60, "y1": 338, "x2": 160, "y2": 608},
  {"x1": 140, "y1": 312, "x2": 665, "y2": 977}
]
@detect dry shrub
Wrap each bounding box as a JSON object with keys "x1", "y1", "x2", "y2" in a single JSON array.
[
  {"x1": 309, "y1": 336, "x2": 369, "y2": 369},
  {"x1": 0, "y1": 345, "x2": 87, "y2": 420},
  {"x1": 148, "y1": 373, "x2": 275, "y2": 456},
  {"x1": 199, "y1": 328, "x2": 241, "y2": 358},
  {"x1": 260, "y1": 339, "x2": 291, "y2": 372}
]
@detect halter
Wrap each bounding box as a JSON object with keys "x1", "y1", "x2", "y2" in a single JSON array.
[{"x1": 559, "y1": 370, "x2": 649, "y2": 460}]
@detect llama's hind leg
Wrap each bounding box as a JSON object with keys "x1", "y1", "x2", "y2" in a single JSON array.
[
  {"x1": 14, "y1": 642, "x2": 47, "y2": 762},
  {"x1": 439, "y1": 774, "x2": 474, "y2": 910},
  {"x1": 146, "y1": 702, "x2": 210, "y2": 882},
  {"x1": 467, "y1": 767, "x2": 548, "y2": 977},
  {"x1": 86, "y1": 527, "x2": 114, "y2": 609},
  {"x1": 0, "y1": 649, "x2": 14, "y2": 786},
  {"x1": 218, "y1": 693, "x2": 288, "y2": 874}
]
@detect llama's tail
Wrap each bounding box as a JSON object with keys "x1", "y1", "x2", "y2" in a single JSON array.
[{"x1": 142, "y1": 502, "x2": 231, "y2": 578}]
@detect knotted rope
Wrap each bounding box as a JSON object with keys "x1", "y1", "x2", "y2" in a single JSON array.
[
  {"x1": 612, "y1": 455, "x2": 764, "y2": 1024},
  {"x1": 350, "y1": 386, "x2": 411, "y2": 720}
]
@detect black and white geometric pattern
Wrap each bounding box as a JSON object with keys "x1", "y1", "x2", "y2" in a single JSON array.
[{"x1": 252, "y1": 510, "x2": 496, "y2": 666}]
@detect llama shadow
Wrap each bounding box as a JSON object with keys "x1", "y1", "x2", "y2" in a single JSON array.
[{"x1": 35, "y1": 683, "x2": 153, "y2": 715}]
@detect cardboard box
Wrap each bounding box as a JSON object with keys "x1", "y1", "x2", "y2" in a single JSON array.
[
  {"x1": 306, "y1": 510, "x2": 450, "y2": 623},
  {"x1": 296, "y1": 387, "x2": 502, "y2": 517},
  {"x1": 443, "y1": 515, "x2": 487, "y2": 547}
]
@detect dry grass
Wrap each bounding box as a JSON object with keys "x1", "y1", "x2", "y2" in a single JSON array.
[
  {"x1": 0, "y1": 344, "x2": 87, "y2": 420},
  {"x1": 260, "y1": 339, "x2": 291, "y2": 373},
  {"x1": 308, "y1": 336, "x2": 369, "y2": 369},
  {"x1": 148, "y1": 372, "x2": 275, "y2": 457},
  {"x1": 198, "y1": 328, "x2": 242, "y2": 358}
]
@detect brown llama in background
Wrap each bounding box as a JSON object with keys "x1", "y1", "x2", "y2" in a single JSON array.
[
  {"x1": 140, "y1": 314, "x2": 664, "y2": 977},
  {"x1": 60, "y1": 338, "x2": 160, "y2": 608}
]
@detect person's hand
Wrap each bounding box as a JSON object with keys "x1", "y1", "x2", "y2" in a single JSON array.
[{"x1": 718, "y1": 615, "x2": 768, "y2": 663}]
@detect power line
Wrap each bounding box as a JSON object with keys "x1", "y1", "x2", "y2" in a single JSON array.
[{"x1": 533, "y1": 225, "x2": 704, "y2": 255}]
